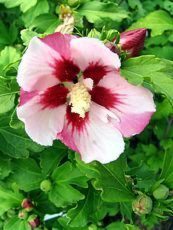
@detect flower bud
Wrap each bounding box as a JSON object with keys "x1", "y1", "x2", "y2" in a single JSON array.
[
  {"x1": 28, "y1": 214, "x2": 40, "y2": 228},
  {"x1": 40, "y1": 179, "x2": 52, "y2": 193},
  {"x1": 88, "y1": 224, "x2": 97, "y2": 230},
  {"x1": 21, "y1": 198, "x2": 34, "y2": 212},
  {"x1": 119, "y1": 28, "x2": 147, "y2": 57},
  {"x1": 132, "y1": 194, "x2": 153, "y2": 215},
  {"x1": 153, "y1": 184, "x2": 169, "y2": 200},
  {"x1": 18, "y1": 210, "x2": 28, "y2": 220},
  {"x1": 88, "y1": 29, "x2": 101, "y2": 39},
  {"x1": 106, "y1": 30, "x2": 120, "y2": 42}
]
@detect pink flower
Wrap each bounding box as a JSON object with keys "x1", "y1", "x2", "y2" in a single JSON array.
[
  {"x1": 119, "y1": 28, "x2": 147, "y2": 57},
  {"x1": 17, "y1": 32, "x2": 155, "y2": 164}
]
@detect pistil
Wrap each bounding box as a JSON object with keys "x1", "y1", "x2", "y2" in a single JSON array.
[{"x1": 68, "y1": 82, "x2": 91, "y2": 118}]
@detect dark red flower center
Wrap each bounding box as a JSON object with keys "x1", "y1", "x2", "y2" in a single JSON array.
[
  {"x1": 40, "y1": 84, "x2": 68, "y2": 109},
  {"x1": 91, "y1": 86, "x2": 117, "y2": 109},
  {"x1": 53, "y1": 58, "x2": 80, "y2": 82},
  {"x1": 83, "y1": 62, "x2": 110, "y2": 85}
]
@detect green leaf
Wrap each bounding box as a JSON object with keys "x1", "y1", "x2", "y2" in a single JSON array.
[
  {"x1": 121, "y1": 55, "x2": 173, "y2": 103},
  {"x1": 67, "y1": 187, "x2": 99, "y2": 227},
  {"x1": 0, "y1": 21, "x2": 10, "y2": 46},
  {"x1": 29, "y1": 14, "x2": 59, "y2": 33},
  {"x1": 22, "y1": 0, "x2": 50, "y2": 29},
  {"x1": 120, "y1": 202, "x2": 133, "y2": 221},
  {"x1": 66, "y1": 187, "x2": 116, "y2": 228},
  {"x1": 121, "y1": 55, "x2": 166, "y2": 85},
  {"x1": 20, "y1": 29, "x2": 39, "y2": 46},
  {"x1": 0, "y1": 21, "x2": 18, "y2": 47},
  {"x1": 160, "y1": 142, "x2": 173, "y2": 188},
  {"x1": 11, "y1": 158, "x2": 43, "y2": 192},
  {"x1": 0, "y1": 46, "x2": 21, "y2": 75},
  {"x1": 153, "y1": 99, "x2": 172, "y2": 120},
  {"x1": 0, "y1": 154, "x2": 11, "y2": 179},
  {"x1": 20, "y1": 0, "x2": 37, "y2": 13},
  {"x1": 149, "y1": 72, "x2": 173, "y2": 101},
  {"x1": 143, "y1": 46, "x2": 173, "y2": 61},
  {"x1": 0, "y1": 78, "x2": 16, "y2": 114},
  {"x1": 163, "y1": 0, "x2": 173, "y2": 15},
  {"x1": 49, "y1": 162, "x2": 88, "y2": 207},
  {"x1": 34, "y1": 193, "x2": 58, "y2": 215},
  {"x1": 0, "y1": 127, "x2": 43, "y2": 158},
  {"x1": 78, "y1": 1, "x2": 128, "y2": 25},
  {"x1": 106, "y1": 222, "x2": 126, "y2": 230},
  {"x1": 0, "y1": 0, "x2": 37, "y2": 12},
  {"x1": 40, "y1": 145, "x2": 67, "y2": 177},
  {"x1": 145, "y1": 35, "x2": 168, "y2": 47},
  {"x1": 9, "y1": 109, "x2": 24, "y2": 129},
  {"x1": 4, "y1": 217, "x2": 31, "y2": 230},
  {"x1": 49, "y1": 184, "x2": 84, "y2": 208},
  {"x1": 93, "y1": 162, "x2": 134, "y2": 202},
  {"x1": 58, "y1": 216, "x2": 89, "y2": 230},
  {"x1": 77, "y1": 156, "x2": 134, "y2": 202},
  {"x1": 129, "y1": 10, "x2": 173, "y2": 36},
  {"x1": 0, "y1": 185, "x2": 23, "y2": 216}
]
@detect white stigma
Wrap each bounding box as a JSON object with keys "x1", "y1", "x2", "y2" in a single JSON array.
[{"x1": 68, "y1": 82, "x2": 91, "y2": 118}]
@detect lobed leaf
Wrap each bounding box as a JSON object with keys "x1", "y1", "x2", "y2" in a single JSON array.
[{"x1": 129, "y1": 10, "x2": 173, "y2": 36}]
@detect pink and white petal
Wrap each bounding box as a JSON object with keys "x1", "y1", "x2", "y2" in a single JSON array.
[
  {"x1": 19, "y1": 89, "x2": 38, "y2": 106},
  {"x1": 17, "y1": 96, "x2": 66, "y2": 145},
  {"x1": 17, "y1": 37, "x2": 61, "y2": 92},
  {"x1": 110, "y1": 112, "x2": 153, "y2": 137},
  {"x1": 70, "y1": 37, "x2": 120, "y2": 71},
  {"x1": 57, "y1": 126, "x2": 79, "y2": 153},
  {"x1": 98, "y1": 73, "x2": 155, "y2": 113},
  {"x1": 95, "y1": 73, "x2": 156, "y2": 137},
  {"x1": 90, "y1": 102, "x2": 119, "y2": 123},
  {"x1": 41, "y1": 32, "x2": 75, "y2": 59},
  {"x1": 58, "y1": 106, "x2": 87, "y2": 152},
  {"x1": 59, "y1": 103, "x2": 124, "y2": 164},
  {"x1": 78, "y1": 104, "x2": 124, "y2": 163}
]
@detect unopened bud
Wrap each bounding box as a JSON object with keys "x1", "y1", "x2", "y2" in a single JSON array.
[
  {"x1": 18, "y1": 210, "x2": 28, "y2": 220},
  {"x1": 88, "y1": 29, "x2": 101, "y2": 39},
  {"x1": 40, "y1": 179, "x2": 52, "y2": 193},
  {"x1": 28, "y1": 215, "x2": 40, "y2": 228},
  {"x1": 119, "y1": 28, "x2": 147, "y2": 57},
  {"x1": 106, "y1": 30, "x2": 120, "y2": 42},
  {"x1": 88, "y1": 224, "x2": 97, "y2": 230},
  {"x1": 153, "y1": 184, "x2": 169, "y2": 200},
  {"x1": 132, "y1": 194, "x2": 153, "y2": 215},
  {"x1": 21, "y1": 198, "x2": 34, "y2": 212}
]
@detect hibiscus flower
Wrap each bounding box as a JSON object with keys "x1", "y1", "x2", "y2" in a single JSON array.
[{"x1": 17, "y1": 32, "x2": 155, "y2": 164}]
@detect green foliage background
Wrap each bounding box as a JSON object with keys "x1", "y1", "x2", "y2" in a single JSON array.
[{"x1": 0, "y1": 0, "x2": 173, "y2": 229}]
